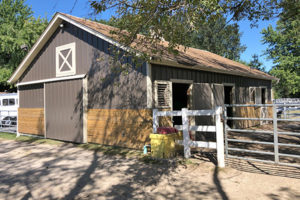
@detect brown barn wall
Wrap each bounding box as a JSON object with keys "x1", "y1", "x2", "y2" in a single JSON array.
[
  {"x1": 151, "y1": 64, "x2": 272, "y2": 103},
  {"x1": 19, "y1": 21, "x2": 147, "y2": 109},
  {"x1": 152, "y1": 64, "x2": 273, "y2": 128},
  {"x1": 19, "y1": 23, "x2": 93, "y2": 82},
  {"x1": 87, "y1": 109, "x2": 152, "y2": 148},
  {"x1": 19, "y1": 84, "x2": 44, "y2": 108},
  {"x1": 17, "y1": 21, "x2": 147, "y2": 147},
  {"x1": 18, "y1": 108, "x2": 45, "y2": 136}
]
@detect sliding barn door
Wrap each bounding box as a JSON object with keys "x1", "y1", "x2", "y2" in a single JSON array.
[
  {"x1": 192, "y1": 83, "x2": 214, "y2": 125},
  {"x1": 212, "y1": 84, "x2": 224, "y2": 107},
  {"x1": 45, "y1": 79, "x2": 83, "y2": 143}
]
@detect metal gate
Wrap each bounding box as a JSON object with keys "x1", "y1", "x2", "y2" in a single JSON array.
[
  {"x1": 0, "y1": 110, "x2": 17, "y2": 133},
  {"x1": 224, "y1": 103, "x2": 300, "y2": 168}
]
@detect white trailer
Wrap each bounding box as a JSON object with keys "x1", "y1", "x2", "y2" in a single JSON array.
[{"x1": 0, "y1": 93, "x2": 18, "y2": 130}]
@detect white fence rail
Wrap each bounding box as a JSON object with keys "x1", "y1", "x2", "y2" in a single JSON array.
[
  {"x1": 153, "y1": 106, "x2": 225, "y2": 167},
  {"x1": 273, "y1": 98, "x2": 300, "y2": 104}
]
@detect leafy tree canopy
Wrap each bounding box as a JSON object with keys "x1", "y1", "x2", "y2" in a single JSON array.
[
  {"x1": 248, "y1": 54, "x2": 265, "y2": 72},
  {"x1": 184, "y1": 16, "x2": 246, "y2": 60},
  {"x1": 89, "y1": 0, "x2": 280, "y2": 59},
  {"x1": 95, "y1": 15, "x2": 246, "y2": 60},
  {"x1": 0, "y1": 0, "x2": 48, "y2": 89},
  {"x1": 261, "y1": 0, "x2": 299, "y2": 98}
]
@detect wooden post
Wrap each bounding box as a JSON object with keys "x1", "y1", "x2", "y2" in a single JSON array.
[
  {"x1": 153, "y1": 109, "x2": 158, "y2": 133},
  {"x1": 182, "y1": 108, "x2": 191, "y2": 158},
  {"x1": 216, "y1": 106, "x2": 225, "y2": 168}
]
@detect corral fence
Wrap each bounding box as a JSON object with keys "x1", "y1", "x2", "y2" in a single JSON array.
[
  {"x1": 153, "y1": 106, "x2": 225, "y2": 167},
  {"x1": 0, "y1": 110, "x2": 17, "y2": 133},
  {"x1": 224, "y1": 103, "x2": 300, "y2": 168},
  {"x1": 273, "y1": 98, "x2": 300, "y2": 119}
]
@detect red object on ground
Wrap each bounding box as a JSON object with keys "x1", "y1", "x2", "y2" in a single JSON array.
[{"x1": 157, "y1": 127, "x2": 178, "y2": 134}]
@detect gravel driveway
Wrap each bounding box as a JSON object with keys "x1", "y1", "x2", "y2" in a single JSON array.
[{"x1": 0, "y1": 139, "x2": 300, "y2": 200}]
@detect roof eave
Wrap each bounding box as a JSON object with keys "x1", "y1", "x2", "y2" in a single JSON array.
[
  {"x1": 150, "y1": 59, "x2": 277, "y2": 81},
  {"x1": 8, "y1": 13, "x2": 63, "y2": 84},
  {"x1": 8, "y1": 13, "x2": 138, "y2": 84}
]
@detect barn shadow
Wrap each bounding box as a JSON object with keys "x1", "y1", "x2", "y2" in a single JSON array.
[{"x1": 0, "y1": 139, "x2": 236, "y2": 199}]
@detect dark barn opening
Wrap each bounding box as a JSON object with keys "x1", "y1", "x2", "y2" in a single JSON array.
[
  {"x1": 172, "y1": 83, "x2": 190, "y2": 125},
  {"x1": 224, "y1": 86, "x2": 234, "y2": 127},
  {"x1": 261, "y1": 88, "x2": 266, "y2": 104}
]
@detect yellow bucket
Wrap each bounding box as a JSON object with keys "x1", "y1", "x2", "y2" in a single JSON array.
[{"x1": 150, "y1": 132, "x2": 182, "y2": 158}]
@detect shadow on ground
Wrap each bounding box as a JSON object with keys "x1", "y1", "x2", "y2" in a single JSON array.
[
  {"x1": 1, "y1": 140, "x2": 300, "y2": 200},
  {"x1": 0, "y1": 139, "x2": 227, "y2": 200}
]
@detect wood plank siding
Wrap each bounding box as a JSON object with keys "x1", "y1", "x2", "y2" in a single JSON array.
[
  {"x1": 87, "y1": 109, "x2": 152, "y2": 148},
  {"x1": 18, "y1": 108, "x2": 45, "y2": 136},
  {"x1": 45, "y1": 79, "x2": 83, "y2": 143},
  {"x1": 19, "y1": 84, "x2": 44, "y2": 108},
  {"x1": 151, "y1": 64, "x2": 272, "y2": 103}
]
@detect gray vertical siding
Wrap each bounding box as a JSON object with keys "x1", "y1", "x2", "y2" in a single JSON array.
[
  {"x1": 20, "y1": 23, "x2": 92, "y2": 82},
  {"x1": 87, "y1": 60, "x2": 147, "y2": 109},
  {"x1": 152, "y1": 64, "x2": 272, "y2": 103},
  {"x1": 19, "y1": 84, "x2": 44, "y2": 108},
  {"x1": 19, "y1": 21, "x2": 147, "y2": 109},
  {"x1": 45, "y1": 79, "x2": 83, "y2": 143}
]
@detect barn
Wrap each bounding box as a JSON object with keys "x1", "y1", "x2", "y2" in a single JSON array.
[{"x1": 8, "y1": 13, "x2": 276, "y2": 148}]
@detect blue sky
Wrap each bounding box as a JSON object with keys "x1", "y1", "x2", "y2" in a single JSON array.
[{"x1": 26, "y1": 0, "x2": 277, "y2": 71}]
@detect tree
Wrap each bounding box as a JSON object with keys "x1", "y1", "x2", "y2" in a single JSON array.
[
  {"x1": 261, "y1": 0, "x2": 300, "y2": 98},
  {"x1": 0, "y1": 0, "x2": 48, "y2": 89},
  {"x1": 185, "y1": 16, "x2": 246, "y2": 60},
  {"x1": 248, "y1": 54, "x2": 265, "y2": 72},
  {"x1": 95, "y1": 15, "x2": 246, "y2": 60},
  {"x1": 89, "y1": 0, "x2": 280, "y2": 59}
]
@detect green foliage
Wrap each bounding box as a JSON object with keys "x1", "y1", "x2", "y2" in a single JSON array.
[
  {"x1": 261, "y1": 0, "x2": 300, "y2": 98},
  {"x1": 184, "y1": 16, "x2": 246, "y2": 60},
  {"x1": 248, "y1": 54, "x2": 266, "y2": 72},
  {"x1": 269, "y1": 68, "x2": 300, "y2": 98},
  {"x1": 89, "y1": 0, "x2": 279, "y2": 59},
  {"x1": 0, "y1": 0, "x2": 48, "y2": 87},
  {"x1": 95, "y1": 15, "x2": 246, "y2": 60}
]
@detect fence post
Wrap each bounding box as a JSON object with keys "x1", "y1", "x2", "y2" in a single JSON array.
[
  {"x1": 272, "y1": 104, "x2": 279, "y2": 163},
  {"x1": 223, "y1": 106, "x2": 228, "y2": 158},
  {"x1": 216, "y1": 106, "x2": 225, "y2": 168},
  {"x1": 153, "y1": 109, "x2": 158, "y2": 133},
  {"x1": 283, "y1": 102, "x2": 287, "y2": 119},
  {"x1": 182, "y1": 108, "x2": 191, "y2": 158}
]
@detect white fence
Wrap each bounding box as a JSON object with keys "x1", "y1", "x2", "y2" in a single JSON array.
[
  {"x1": 273, "y1": 99, "x2": 300, "y2": 119},
  {"x1": 273, "y1": 98, "x2": 300, "y2": 104},
  {"x1": 153, "y1": 106, "x2": 225, "y2": 167}
]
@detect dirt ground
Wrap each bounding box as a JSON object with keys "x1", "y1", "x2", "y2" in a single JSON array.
[{"x1": 1, "y1": 139, "x2": 300, "y2": 200}]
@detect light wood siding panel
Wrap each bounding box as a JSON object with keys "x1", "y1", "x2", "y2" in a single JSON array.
[
  {"x1": 18, "y1": 108, "x2": 45, "y2": 136},
  {"x1": 19, "y1": 84, "x2": 44, "y2": 108},
  {"x1": 87, "y1": 109, "x2": 152, "y2": 149}
]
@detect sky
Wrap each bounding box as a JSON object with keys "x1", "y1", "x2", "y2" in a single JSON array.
[{"x1": 25, "y1": 0, "x2": 277, "y2": 71}]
